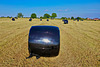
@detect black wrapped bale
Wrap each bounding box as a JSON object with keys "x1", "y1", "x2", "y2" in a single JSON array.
[
  {"x1": 40, "y1": 19, "x2": 42, "y2": 21},
  {"x1": 29, "y1": 18, "x2": 32, "y2": 21},
  {"x1": 12, "y1": 18, "x2": 15, "y2": 21},
  {"x1": 77, "y1": 19, "x2": 79, "y2": 21},
  {"x1": 64, "y1": 20, "x2": 68, "y2": 24},
  {"x1": 81, "y1": 20, "x2": 83, "y2": 21},
  {"x1": 28, "y1": 26, "x2": 60, "y2": 58},
  {"x1": 62, "y1": 19, "x2": 65, "y2": 21},
  {"x1": 47, "y1": 19, "x2": 49, "y2": 21}
]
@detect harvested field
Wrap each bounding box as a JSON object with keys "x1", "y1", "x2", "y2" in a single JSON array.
[{"x1": 0, "y1": 18, "x2": 100, "y2": 67}]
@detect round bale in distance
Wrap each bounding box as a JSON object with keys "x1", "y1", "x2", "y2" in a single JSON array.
[
  {"x1": 27, "y1": 26, "x2": 60, "y2": 59},
  {"x1": 12, "y1": 18, "x2": 15, "y2": 21},
  {"x1": 47, "y1": 19, "x2": 49, "y2": 21},
  {"x1": 29, "y1": 18, "x2": 32, "y2": 21},
  {"x1": 40, "y1": 19, "x2": 42, "y2": 21},
  {"x1": 64, "y1": 20, "x2": 68, "y2": 24}
]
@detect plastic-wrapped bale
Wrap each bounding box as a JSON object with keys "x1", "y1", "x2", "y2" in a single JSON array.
[
  {"x1": 12, "y1": 18, "x2": 15, "y2": 21},
  {"x1": 40, "y1": 19, "x2": 42, "y2": 21},
  {"x1": 27, "y1": 26, "x2": 60, "y2": 59},
  {"x1": 81, "y1": 20, "x2": 83, "y2": 21},
  {"x1": 29, "y1": 18, "x2": 32, "y2": 21},
  {"x1": 47, "y1": 19, "x2": 49, "y2": 21},
  {"x1": 62, "y1": 19, "x2": 65, "y2": 21},
  {"x1": 64, "y1": 20, "x2": 68, "y2": 24},
  {"x1": 77, "y1": 19, "x2": 79, "y2": 21}
]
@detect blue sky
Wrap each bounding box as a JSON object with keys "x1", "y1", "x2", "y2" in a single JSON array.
[{"x1": 0, "y1": 0, "x2": 100, "y2": 18}]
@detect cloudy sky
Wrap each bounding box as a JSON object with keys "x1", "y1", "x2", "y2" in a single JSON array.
[{"x1": 0, "y1": 0, "x2": 100, "y2": 18}]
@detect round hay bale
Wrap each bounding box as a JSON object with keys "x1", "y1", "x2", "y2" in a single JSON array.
[
  {"x1": 47, "y1": 19, "x2": 49, "y2": 21},
  {"x1": 77, "y1": 19, "x2": 79, "y2": 21},
  {"x1": 64, "y1": 20, "x2": 68, "y2": 24},
  {"x1": 29, "y1": 18, "x2": 32, "y2": 21},
  {"x1": 27, "y1": 26, "x2": 60, "y2": 59},
  {"x1": 40, "y1": 19, "x2": 42, "y2": 21},
  {"x1": 12, "y1": 18, "x2": 15, "y2": 21}
]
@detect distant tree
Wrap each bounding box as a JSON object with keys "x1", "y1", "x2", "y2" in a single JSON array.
[
  {"x1": 31, "y1": 13, "x2": 37, "y2": 18},
  {"x1": 44, "y1": 13, "x2": 50, "y2": 18},
  {"x1": 7, "y1": 16, "x2": 10, "y2": 18},
  {"x1": 71, "y1": 16, "x2": 74, "y2": 19},
  {"x1": 76, "y1": 17, "x2": 81, "y2": 20},
  {"x1": 17, "y1": 13, "x2": 23, "y2": 18},
  {"x1": 61, "y1": 17, "x2": 66, "y2": 19},
  {"x1": 40, "y1": 16, "x2": 43, "y2": 19},
  {"x1": 51, "y1": 13, "x2": 57, "y2": 18}
]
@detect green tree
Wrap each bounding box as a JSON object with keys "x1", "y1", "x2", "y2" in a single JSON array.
[
  {"x1": 40, "y1": 16, "x2": 43, "y2": 19},
  {"x1": 51, "y1": 13, "x2": 57, "y2": 18},
  {"x1": 31, "y1": 13, "x2": 37, "y2": 18},
  {"x1": 44, "y1": 13, "x2": 50, "y2": 18},
  {"x1": 71, "y1": 16, "x2": 74, "y2": 19},
  {"x1": 76, "y1": 17, "x2": 81, "y2": 20},
  {"x1": 17, "y1": 13, "x2": 23, "y2": 18}
]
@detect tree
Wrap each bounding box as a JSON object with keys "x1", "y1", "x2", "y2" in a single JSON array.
[
  {"x1": 71, "y1": 16, "x2": 74, "y2": 19},
  {"x1": 40, "y1": 16, "x2": 43, "y2": 19},
  {"x1": 44, "y1": 13, "x2": 50, "y2": 18},
  {"x1": 61, "y1": 17, "x2": 66, "y2": 19},
  {"x1": 31, "y1": 13, "x2": 37, "y2": 18},
  {"x1": 17, "y1": 13, "x2": 23, "y2": 18},
  {"x1": 76, "y1": 17, "x2": 81, "y2": 20},
  {"x1": 51, "y1": 13, "x2": 57, "y2": 18}
]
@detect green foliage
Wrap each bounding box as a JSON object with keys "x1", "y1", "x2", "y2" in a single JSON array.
[
  {"x1": 51, "y1": 13, "x2": 57, "y2": 18},
  {"x1": 31, "y1": 13, "x2": 37, "y2": 18},
  {"x1": 76, "y1": 17, "x2": 82, "y2": 20},
  {"x1": 44, "y1": 13, "x2": 50, "y2": 18},
  {"x1": 17, "y1": 13, "x2": 23, "y2": 18},
  {"x1": 40, "y1": 16, "x2": 43, "y2": 19},
  {"x1": 71, "y1": 16, "x2": 74, "y2": 19},
  {"x1": 61, "y1": 17, "x2": 66, "y2": 19}
]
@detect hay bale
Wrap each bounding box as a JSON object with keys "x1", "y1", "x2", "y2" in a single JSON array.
[
  {"x1": 73, "y1": 20, "x2": 76, "y2": 21},
  {"x1": 64, "y1": 20, "x2": 68, "y2": 24},
  {"x1": 40, "y1": 19, "x2": 42, "y2": 21},
  {"x1": 47, "y1": 19, "x2": 49, "y2": 21},
  {"x1": 77, "y1": 19, "x2": 79, "y2": 21},
  {"x1": 27, "y1": 26, "x2": 60, "y2": 59},
  {"x1": 81, "y1": 20, "x2": 83, "y2": 21},
  {"x1": 29, "y1": 18, "x2": 32, "y2": 21},
  {"x1": 12, "y1": 18, "x2": 15, "y2": 21}
]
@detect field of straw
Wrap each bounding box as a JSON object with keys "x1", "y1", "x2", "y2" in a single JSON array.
[{"x1": 0, "y1": 18, "x2": 100, "y2": 67}]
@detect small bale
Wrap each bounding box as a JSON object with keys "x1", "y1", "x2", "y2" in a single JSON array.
[
  {"x1": 64, "y1": 20, "x2": 68, "y2": 24},
  {"x1": 40, "y1": 19, "x2": 42, "y2": 21},
  {"x1": 29, "y1": 18, "x2": 32, "y2": 21},
  {"x1": 81, "y1": 20, "x2": 83, "y2": 21},
  {"x1": 12, "y1": 18, "x2": 15, "y2": 21},
  {"x1": 77, "y1": 19, "x2": 79, "y2": 21},
  {"x1": 47, "y1": 19, "x2": 49, "y2": 21},
  {"x1": 62, "y1": 19, "x2": 65, "y2": 21}
]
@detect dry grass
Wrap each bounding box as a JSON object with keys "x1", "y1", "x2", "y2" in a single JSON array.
[{"x1": 0, "y1": 18, "x2": 100, "y2": 67}]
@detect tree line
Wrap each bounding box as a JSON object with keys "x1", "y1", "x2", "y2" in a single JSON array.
[
  {"x1": 0, "y1": 12, "x2": 88, "y2": 20},
  {"x1": 17, "y1": 13, "x2": 57, "y2": 19}
]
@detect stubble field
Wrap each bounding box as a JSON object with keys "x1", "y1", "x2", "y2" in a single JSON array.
[{"x1": 0, "y1": 18, "x2": 100, "y2": 67}]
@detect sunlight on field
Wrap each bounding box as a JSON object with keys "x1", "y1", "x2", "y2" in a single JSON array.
[{"x1": 0, "y1": 18, "x2": 100, "y2": 67}]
